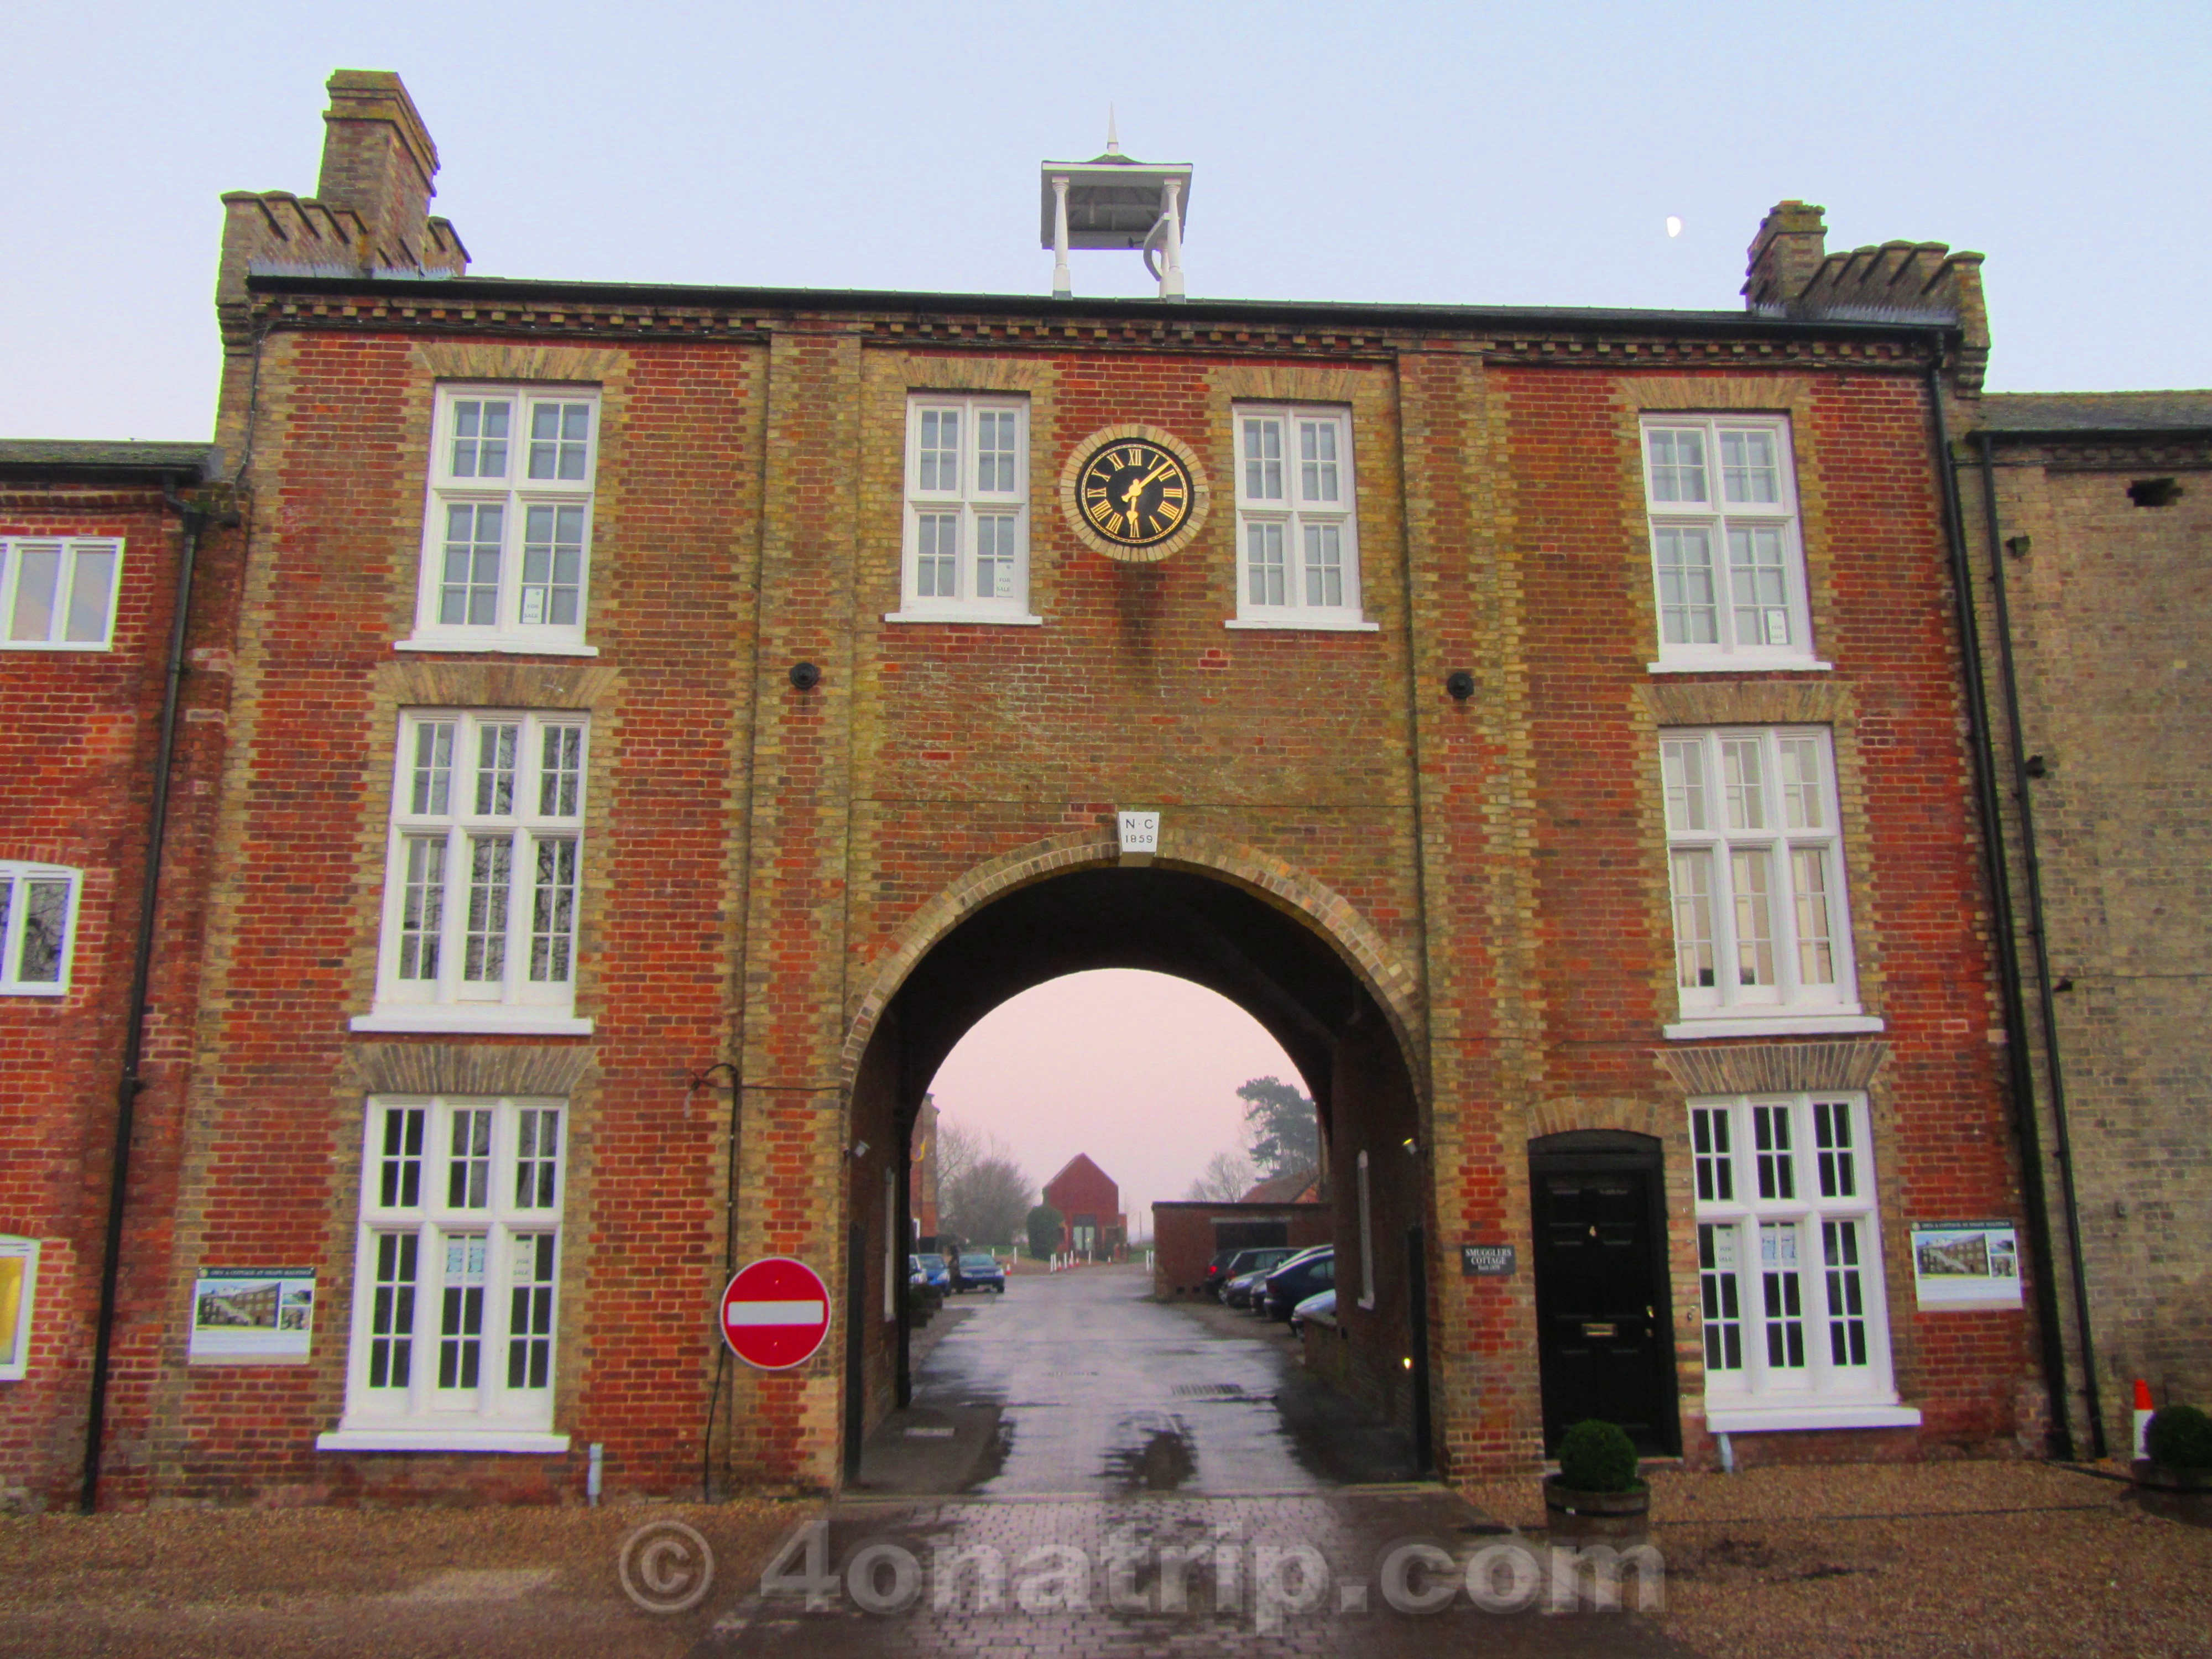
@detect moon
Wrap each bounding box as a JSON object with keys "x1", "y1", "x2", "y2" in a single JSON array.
[{"x1": 1666, "y1": 216, "x2": 1684, "y2": 239}]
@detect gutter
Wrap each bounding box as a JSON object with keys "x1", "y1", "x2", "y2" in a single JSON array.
[
  {"x1": 79, "y1": 479, "x2": 208, "y2": 1512},
  {"x1": 1974, "y1": 429, "x2": 2105, "y2": 1457},
  {"x1": 1924, "y1": 369, "x2": 2081, "y2": 1458}
]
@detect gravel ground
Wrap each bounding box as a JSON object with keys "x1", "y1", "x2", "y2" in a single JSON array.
[
  {"x1": 4, "y1": 1460, "x2": 2202, "y2": 1658},
  {"x1": 0, "y1": 1496, "x2": 816, "y2": 1658},
  {"x1": 1463, "y1": 1459, "x2": 2211, "y2": 1659}
]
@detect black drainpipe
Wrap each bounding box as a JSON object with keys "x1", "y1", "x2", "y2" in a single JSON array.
[
  {"x1": 80, "y1": 481, "x2": 206, "y2": 1513},
  {"x1": 1974, "y1": 430, "x2": 2105, "y2": 1457},
  {"x1": 1923, "y1": 369, "x2": 2080, "y2": 1459}
]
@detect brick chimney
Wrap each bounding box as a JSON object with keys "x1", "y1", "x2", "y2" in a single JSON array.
[
  {"x1": 1744, "y1": 201, "x2": 1828, "y2": 311},
  {"x1": 316, "y1": 70, "x2": 444, "y2": 270},
  {"x1": 212, "y1": 70, "x2": 468, "y2": 466}
]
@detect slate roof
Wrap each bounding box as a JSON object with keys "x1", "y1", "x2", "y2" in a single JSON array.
[
  {"x1": 0, "y1": 441, "x2": 215, "y2": 476},
  {"x1": 1981, "y1": 392, "x2": 2212, "y2": 434},
  {"x1": 1239, "y1": 1166, "x2": 1323, "y2": 1204}
]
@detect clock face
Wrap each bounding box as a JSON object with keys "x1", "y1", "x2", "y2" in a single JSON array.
[{"x1": 1075, "y1": 439, "x2": 1195, "y2": 550}]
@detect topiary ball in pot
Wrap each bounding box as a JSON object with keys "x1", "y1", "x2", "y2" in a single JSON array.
[
  {"x1": 2146, "y1": 1404, "x2": 2212, "y2": 1472},
  {"x1": 1557, "y1": 1420, "x2": 1642, "y2": 1493}
]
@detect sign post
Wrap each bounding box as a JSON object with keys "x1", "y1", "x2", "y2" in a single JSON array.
[{"x1": 719, "y1": 1257, "x2": 832, "y2": 1370}]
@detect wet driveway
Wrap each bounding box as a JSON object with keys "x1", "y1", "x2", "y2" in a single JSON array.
[{"x1": 857, "y1": 1263, "x2": 1413, "y2": 1496}]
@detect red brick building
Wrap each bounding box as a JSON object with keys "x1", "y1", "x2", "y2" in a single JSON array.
[
  {"x1": 0, "y1": 442, "x2": 238, "y2": 1512},
  {"x1": 1041, "y1": 1155, "x2": 1124, "y2": 1259},
  {"x1": 2, "y1": 72, "x2": 2067, "y2": 1506}
]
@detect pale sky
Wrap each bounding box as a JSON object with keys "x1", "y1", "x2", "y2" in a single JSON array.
[
  {"x1": 4, "y1": 0, "x2": 2210, "y2": 442},
  {"x1": 927, "y1": 972, "x2": 1303, "y2": 1239}
]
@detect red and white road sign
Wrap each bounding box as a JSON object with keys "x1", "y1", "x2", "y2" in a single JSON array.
[{"x1": 719, "y1": 1257, "x2": 831, "y2": 1370}]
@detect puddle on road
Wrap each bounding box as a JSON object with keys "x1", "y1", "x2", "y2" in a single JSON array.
[{"x1": 1101, "y1": 1412, "x2": 1199, "y2": 1493}]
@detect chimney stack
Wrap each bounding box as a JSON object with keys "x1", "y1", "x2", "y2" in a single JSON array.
[
  {"x1": 317, "y1": 70, "x2": 444, "y2": 271},
  {"x1": 1743, "y1": 201, "x2": 1828, "y2": 311}
]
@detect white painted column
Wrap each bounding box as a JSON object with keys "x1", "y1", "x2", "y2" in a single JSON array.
[
  {"x1": 1051, "y1": 175, "x2": 1072, "y2": 299},
  {"x1": 1159, "y1": 179, "x2": 1185, "y2": 300}
]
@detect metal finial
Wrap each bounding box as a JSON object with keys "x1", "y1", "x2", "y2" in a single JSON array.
[{"x1": 1106, "y1": 107, "x2": 1120, "y2": 154}]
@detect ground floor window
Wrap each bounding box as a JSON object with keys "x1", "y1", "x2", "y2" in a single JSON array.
[
  {"x1": 1689, "y1": 1092, "x2": 1917, "y2": 1431},
  {"x1": 0, "y1": 1237, "x2": 38, "y2": 1380},
  {"x1": 319, "y1": 1095, "x2": 568, "y2": 1452}
]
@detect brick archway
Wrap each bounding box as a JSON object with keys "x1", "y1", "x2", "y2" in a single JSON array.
[{"x1": 837, "y1": 823, "x2": 1426, "y2": 1099}]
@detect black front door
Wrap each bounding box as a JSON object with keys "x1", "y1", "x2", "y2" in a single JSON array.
[{"x1": 1530, "y1": 1134, "x2": 1678, "y2": 1454}]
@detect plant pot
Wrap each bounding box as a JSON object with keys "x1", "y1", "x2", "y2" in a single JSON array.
[
  {"x1": 1543, "y1": 1474, "x2": 1651, "y2": 1545},
  {"x1": 2132, "y1": 1459, "x2": 2212, "y2": 1527}
]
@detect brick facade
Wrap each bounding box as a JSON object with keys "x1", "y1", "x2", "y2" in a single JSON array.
[
  {"x1": 2, "y1": 79, "x2": 2072, "y2": 1508},
  {"x1": 0, "y1": 445, "x2": 237, "y2": 1512},
  {"x1": 1964, "y1": 396, "x2": 2212, "y2": 1458}
]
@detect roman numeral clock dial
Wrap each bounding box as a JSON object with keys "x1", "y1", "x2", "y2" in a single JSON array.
[{"x1": 1058, "y1": 427, "x2": 1211, "y2": 565}]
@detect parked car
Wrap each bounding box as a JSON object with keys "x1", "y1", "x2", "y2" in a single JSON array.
[
  {"x1": 909, "y1": 1253, "x2": 927, "y2": 1288},
  {"x1": 1246, "y1": 1243, "x2": 1329, "y2": 1313},
  {"x1": 1262, "y1": 1247, "x2": 1334, "y2": 1321},
  {"x1": 1289, "y1": 1287, "x2": 1335, "y2": 1335},
  {"x1": 1202, "y1": 1248, "x2": 1246, "y2": 1297},
  {"x1": 1212, "y1": 1246, "x2": 1296, "y2": 1302},
  {"x1": 916, "y1": 1253, "x2": 952, "y2": 1292},
  {"x1": 1220, "y1": 1248, "x2": 1298, "y2": 1307},
  {"x1": 953, "y1": 1252, "x2": 1006, "y2": 1293}
]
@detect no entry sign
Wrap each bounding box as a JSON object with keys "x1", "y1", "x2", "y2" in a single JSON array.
[{"x1": 719, "y1": 1257, "x2": 831, "y2": 1370}]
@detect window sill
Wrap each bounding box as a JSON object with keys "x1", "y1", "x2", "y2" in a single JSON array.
[
  {"x1": 1703, "y1": 1401, "x2": 1922, "y2": 1433},
  {"x1": 395, "y1": 637, "x2": 600, "y2": 658},
  {"x1": 317, "y1": 1427, "x2": 571, "y2": 1454},
  {"x1": 1647, "y1": 656, "x2": 1832, "y2": 675},
  {"x1": 882, "y1": 611, "x2": 1044, "y2": 627},
  {"x1": 1224, "y1": 617, "x2": 1380, "y2": 633},
  {"x1": 1664, "y1": 1014, "x2": 1884, "y2": 1040},
  {"x1": 0, "y1": 641, "x2": 112, "y2": 654},
  {"x1": 350, "y1": 1010, "x2": 593, "y2": 1036},
  {"x1": 0, "y1": 986, "x2": 66, "y2": 999}
]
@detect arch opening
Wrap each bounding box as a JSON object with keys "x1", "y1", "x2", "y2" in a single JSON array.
[{"x1": 842, "y1": 864, "x2": 1434, "y2": 1492}]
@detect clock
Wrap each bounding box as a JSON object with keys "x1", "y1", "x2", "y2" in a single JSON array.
[{"x1": 1057, "y1": 425, "x2": 1212, "y2": 564}]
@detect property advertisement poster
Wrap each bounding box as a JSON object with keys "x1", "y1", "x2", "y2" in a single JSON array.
[
  {"x1": 1910, "y1": 1223, "x2": 2022, "y2": 1310},
  {"x1": 188, "y1": 1267, "x2": 316, "y2": 1363}
]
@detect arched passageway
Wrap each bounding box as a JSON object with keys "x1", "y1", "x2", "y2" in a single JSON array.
[{"x1": 841, "y1": 863, "x2": 1434, "y2": 1488}]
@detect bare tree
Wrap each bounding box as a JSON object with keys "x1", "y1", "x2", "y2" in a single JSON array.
[
  {"x1": 1182, "y1": 1149, "x2": 1256, "y2": 1202},
  {"x1": 945, "y1": 1157, "x2": 1034, "y2": 1249},
  {"x1": 936, "y1": 1117, "x2": 1031, "y2": 1247}
]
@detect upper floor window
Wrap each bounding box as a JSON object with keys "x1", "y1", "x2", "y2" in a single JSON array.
[
  {"x1": 406, "y1": 387, "x2": 599, "y2": 655},
  {"x1": 1691, "y1": 1093, "x2": 1914, "y2": 1431},
  {"x1": 0, "y1": 863, "x2": 80, "y2": 996},
  {"x1": 319, "y1": 1095, "x2": 567, "y2": 1451},
  {"x1": 1642, "y1": 416, "x2": 1818, "y2": 670},
  {"x1": 1661, "y1": 728, "x2": 1870, "y2": 1035},
  {"x1": 1230, "y1": 406, "x2": 1371, "y2": 630},
  {"x1": 893, "y1": 395, "x2": 1035, "y2": 623},
  {"x1": 1, "y1": 539, "x2": 122, "y2": 650},
  {"x1": 353, "y1": 711, "x2": 588, "y2": 1035}
]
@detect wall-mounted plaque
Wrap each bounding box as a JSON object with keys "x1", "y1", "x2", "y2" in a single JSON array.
[
  {"x1": 189, "y1": 1267, "x2": 316, "y2": 1363},
  {"x1": 1910, "y1": 1223, "x2": 2022, "y2": 1310},
  {"x1": 1461, "y1": 1244, "x2": 1517, "y2": 1277}
]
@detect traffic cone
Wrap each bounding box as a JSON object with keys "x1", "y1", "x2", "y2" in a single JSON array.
[{"x1": 2133, "y1": 1379, "x2": 2154, "y2": 1460}]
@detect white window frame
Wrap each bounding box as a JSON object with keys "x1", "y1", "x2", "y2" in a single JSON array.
[
  {"x1": 888, "y1": 394, "x2": 1039, "y2": 624},
  {"x1": 0, "y1": 1237, "x2": 39, "y2": 1381},
  {"x1": 1660, "y1": 727, "x2": 1879, "y2": 1039},
  {"x1": 1229, "y1": 405, "x2": 1375, "y2": 631},
  {"x1": 1689, "y1": 1093, "x2": 1918, "y2": 1432},
  {"x1": 351, "y1": 710, "x2": 591, "y2": 1036},
  {"x1": 1641, "y1": 415, "x2": 1824, "y2": 671},
  {"x1": 319, "y1": 1095, "x2": 569, "y2": 1452},
  {"x1": 0, "y1": 862, "x2": 82, "y2": 997},
  {"x1": 402, "y1": 384, "x2": 601, "y2": 657},
  {"x1": 1, "y1": 538, "x2": 123, "y2": 651}
]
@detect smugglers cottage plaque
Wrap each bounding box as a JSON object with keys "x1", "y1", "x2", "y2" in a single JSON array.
[
  {"x1": 1461, "y1": 1244, "x2": 1517, "y2": 1277},
  {"x1": 1060, "y1": 425, "x2": 1212, "y2": 564}
]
